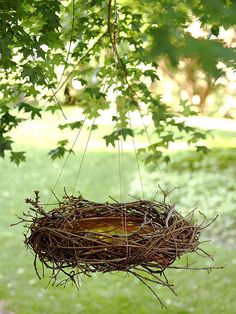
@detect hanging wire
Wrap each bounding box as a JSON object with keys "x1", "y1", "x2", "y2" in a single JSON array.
[
  {"x1": 70, "y1": 70, "x2": 109, "y2": 194},
  {"x1": 111, "y1": 0, "x2": 123, "y2": 203},
  {"x1": 127, "y1": 111, "x2": 145, "y2": 199},
  {"x1": 109, "y1": 2, "x2": 168, "y2": 196},
  {"x1": 112, "y1": 60, "x2": 169, "y2": 198},
  {"x1": 46, "y1": 113, "x2": 89, "y2": 206},
  {"x1": 108, "y1": 0, "x2": 168, "y2": 202},
  {"x1": 72, "y1": 117, "x2": 96, "y2": 194},
  {"x1": 115, "y1": 42, "x2": 168, "y2": 193},
  {"x1": 47, "y1": 0, "x2": 166, "y2": 207},
  {"x1": 43, "y1": 0, "x2": 106, "y2": 203},
  {"x1": 114, "y1": 64, "x2": 124, "y2": 202},
  {"x1": 45, "y1": 0, "x2": 168, "y2": 208},
  {"x1": 34, "y1": 1, "x2": 107, "y2": 118},
  {"x1": 138, "y1": 110, "x2": 168, "y2": 191},
  {"x1": 117, "y1": 127, "x2": 124, "y2": 202},
  {"x1": 111, "y1": 0, "x2": 130, "y2": 260}
]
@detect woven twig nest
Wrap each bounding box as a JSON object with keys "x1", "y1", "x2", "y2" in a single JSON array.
[{"x1": 19, "y1": 190, "x2": 216, "y2": 308}]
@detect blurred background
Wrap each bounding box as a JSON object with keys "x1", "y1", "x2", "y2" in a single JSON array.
[{"x1": 0, "y1": 1, "x2": 236, "y2": 314}]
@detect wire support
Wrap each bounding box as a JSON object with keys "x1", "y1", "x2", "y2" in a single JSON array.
[
  {"x1": 46, "y1": 113, "x2": 89, "y2": 206},
  {"x1": 127, "y1": 111, "x2": 145, "y2": 199},
  {"x1": 72, "y1": 117, "x2": 96, "y2": 194}
]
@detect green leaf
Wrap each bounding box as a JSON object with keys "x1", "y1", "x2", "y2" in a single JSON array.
[
  {"x1": 160, "y1": 132, "x2": 174, "y2": 145},
  {"x1": 90, "y1": 124, "x2": 98, "y2": 131},
  {"x1": 183, "y1": 36, "x2": 236, "y2": 78},
  {"x1": 189, "y1": 131, "x2": 207, "y2": 144},
  {"x1": 48, "y1": 139, "x2": 72, "y2": 160},
  {"x1": 18, "y1": 103, "x2": 42, "y2": 119},
  {"x1": 112, "y1": 116, "x2": 119, "y2": 122},
  {"x1": 59, "y1": 121, "x2": 83, "y2": 130},
  {"x1": 163, "y1": 155, "x2": 171, "y2": 163},
  {"x1": 145, "y1": 150, "x2": 163, "y2": 164},
  {"x1": 196, "y1": 145, "x2": 210, "y2": 154},
  {"x1": 103, "y1": 131, "x2": 119, "y2": 147},
  {"x1": 148, "y1": 26, "x2": 179, "y2": 66},
  {"x1": 57, "y1": 139, "x2": 69, "y2": 147},
  {"x1": 45, "y1": 105, "x2": 60, "y2": 114},
  {"x1": 0, "y1": 135, "x2": 13, "y2": 158},
  {"x1": 211, "y1": 25, "x2": 220, "y2": 37},
  {"x1": 120, "y1": 128, "x2": 134, "y2": 140},
  {"x1": 48, "y1": 147, "x2": 67, "y2": 160},
  {"x1": 10, "y1": 151, "x2": 26, "y2": 166},
  {"x1": 143, "y1": 70, "x2": 159, "y2": 82},
  {"x1": 0, "y1": 111, "x2": 23, "y2": 131},
  {"x1": 21, "y1": 65, "x2": 45, "y2": 85},
  {"x1": 180, "y1": 100, "x2": 197, "y2": 116},
  {"x1": 103, "y1": 128, "x2": 134, "y2": 147}
]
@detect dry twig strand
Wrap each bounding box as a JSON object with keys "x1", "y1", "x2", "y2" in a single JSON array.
[{"x1": 18, "y1": 190, "x2": 219, "y2": 308}]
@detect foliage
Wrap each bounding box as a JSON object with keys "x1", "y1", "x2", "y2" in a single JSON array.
[
  {"x1": 48, "y1": 139, "x2": 72, "y2": 160},
  {"x1": 0, "y1": 0, "x2": 236, "y2": 164},
  {"x1": 138, "y1": 0, "x2": 236, "y2": 69}
]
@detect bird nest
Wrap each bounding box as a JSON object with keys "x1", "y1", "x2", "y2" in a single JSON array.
[{"x1": 18, "y1": 190, "x2": 218, "y2": 308}]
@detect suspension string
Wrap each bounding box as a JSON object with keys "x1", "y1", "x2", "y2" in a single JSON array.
[
  {"x1": 115, "y1": 70, "x2": 124, "y2": 202},
  {"x1": 46, "y1": 113, "x2": 89, "y2": 206},
  {"x1": 115, "y1": 38, "x2": 169, "y2": 193},
  {"x1": 38, "y1": 32, "x2": 106, "y2": 114},
  {"x1": 112, "y1": 0, "x2": 129, "y2": 258},
  {"x1": 112, "y1": 0, "x2": 123, "y2": 203},
  {"x1": 116, "y1": 63, "x2": 169, "y2": 197},
  {"x1": 119, "y1": 129, "x2": 129, "y2": 257},
  {"x1": 47, "y1": 73, "x2": 107, "y2": 202},
  {"x1": 107, "y1": 10, "x2": 168, "y2": 197},
  {"x1": 117, "y1": 131, "x2": 123, "y2": 202},
  {"x1": 119, "y1": 126, "x2": 125, "y2": 202},
  {"x1": 127, "y1": 111, "x2": 145, "y2": 199},
  {"x1": 72, "y1": 117, "x2": 96, "y2": 194},
  {"x1": 69, "y1": 73, "x2": 108, "y2": 196},
  {"x1": 137, "y1": 109, "x2": 171, "y2": 202},
  {"x1": 140, "y1": 112, "x2": 167, "y2": 185}
]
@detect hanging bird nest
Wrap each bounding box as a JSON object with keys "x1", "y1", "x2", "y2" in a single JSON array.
[{"x1": 18, "y1": 190, "x2": 218, "y2": 308}]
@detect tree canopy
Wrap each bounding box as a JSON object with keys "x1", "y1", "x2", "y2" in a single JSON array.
[{"x1": 0, "y1": 0, "x2": 235, "y2": 165}]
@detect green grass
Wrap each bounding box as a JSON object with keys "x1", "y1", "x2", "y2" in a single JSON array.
[
  {"x1": 1, "y1": 243, "x2": 236, "y2": 314},
  {"x1": 1, "y1": 134, "x2": 236, "y2": 313}
]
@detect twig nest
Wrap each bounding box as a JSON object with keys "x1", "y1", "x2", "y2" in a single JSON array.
[
  {"x1": 24, "y1": 191, "x2": 201, "y2": 270},
  {"x1": 18, "y1": 190, "x2": 216, "y2": 307}
]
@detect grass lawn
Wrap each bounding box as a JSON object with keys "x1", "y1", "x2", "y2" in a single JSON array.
[{"x1": 0, "y1": 117, "x2": 236, "y2": 313}]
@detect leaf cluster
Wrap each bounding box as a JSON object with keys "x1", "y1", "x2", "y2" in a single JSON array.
[{"x1": 0, "y1": 0, "x2": 235, "y2": 164}]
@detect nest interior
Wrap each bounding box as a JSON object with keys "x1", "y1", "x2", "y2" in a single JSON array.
[{"x1": 20, "y1": 190, "x2": 212, "y2": 307}]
